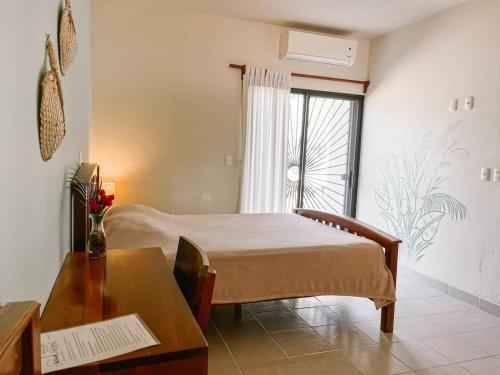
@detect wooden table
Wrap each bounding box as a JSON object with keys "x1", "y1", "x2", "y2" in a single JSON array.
[{"x1": 41, "y1": 248, "x2": 208, "y2": 374}]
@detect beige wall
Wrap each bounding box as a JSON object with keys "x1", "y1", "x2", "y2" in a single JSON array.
[
  {"x1": 358, "y1": 0, "x2": 500, "y2": 303},
  {"x1": 91, "y1": 0, "x2": 370, "y2": 214},
  {"x1": 0, "y1": 1, "x2": 92, "y2": 305}
]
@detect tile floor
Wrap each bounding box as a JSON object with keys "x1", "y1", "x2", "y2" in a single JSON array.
[{"x1": 207, "y1": 271, "x2": 500, "y2": 374}]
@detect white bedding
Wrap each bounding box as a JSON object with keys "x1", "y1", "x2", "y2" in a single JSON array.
[{"x1": 104, "y1": 204, "x2": 395, "y2": 308}]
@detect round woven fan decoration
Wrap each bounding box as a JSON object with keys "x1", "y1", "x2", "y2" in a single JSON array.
[
  {"x1": 39, "y1": 36, "x2": 66, "y2": 161},
  {"x1": 59, "y1": 0, "x2": 77, "y2": 75}
]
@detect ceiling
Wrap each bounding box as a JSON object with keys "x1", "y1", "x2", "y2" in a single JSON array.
[{"x1": 171, "y1": 0, "x2": 469, "y2": 38}]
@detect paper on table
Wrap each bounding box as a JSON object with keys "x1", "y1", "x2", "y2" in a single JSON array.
[{"x1": 41, "y1": 314, "x2": 160, "y2": 374}]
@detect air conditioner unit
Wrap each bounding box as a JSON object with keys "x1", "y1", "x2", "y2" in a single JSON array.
[{"x1": 279, "y1": 31, "x2": 358, "y2": 67}]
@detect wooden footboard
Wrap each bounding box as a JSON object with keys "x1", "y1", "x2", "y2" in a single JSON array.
[{"x1": 294, "y1": 208, "x2": 401, "y2": 333}]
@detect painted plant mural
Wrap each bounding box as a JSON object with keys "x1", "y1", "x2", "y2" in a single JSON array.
[{"x1": 375, "y1": 122, "x2": 468, "y2": 263}]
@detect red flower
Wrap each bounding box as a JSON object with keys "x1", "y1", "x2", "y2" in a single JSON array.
[
  {"x1": 101, "y1": 194, "x2": 115, "y2": 207},
  {"x1": 89, "y1": 188, "x2": 114, "y2": 214},
  {"x1": 89, "y1": 199, "x2": 100, "y2": 213}
]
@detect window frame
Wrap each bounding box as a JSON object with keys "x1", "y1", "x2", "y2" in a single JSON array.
[{"x1": 291, "y1": 88, "x2": 365, "y2": 217}]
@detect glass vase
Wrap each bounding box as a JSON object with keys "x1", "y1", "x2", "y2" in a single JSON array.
[{"x1": 88, "y1": 213, "x2": 106, "y2": 259}]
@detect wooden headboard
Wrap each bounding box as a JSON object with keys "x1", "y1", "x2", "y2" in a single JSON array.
[{"x1": 71, "y1": 162, "x2": 98, "y2": 252}]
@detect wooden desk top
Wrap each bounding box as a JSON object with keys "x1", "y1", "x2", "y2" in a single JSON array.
[{"x1": 41, "y1": 248, "x2": 208, "y2": 373}]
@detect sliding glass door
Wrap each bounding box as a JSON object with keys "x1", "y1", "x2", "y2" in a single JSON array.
[{"x1": 286, "y1": 89, "x2": 364, "y2": 217}]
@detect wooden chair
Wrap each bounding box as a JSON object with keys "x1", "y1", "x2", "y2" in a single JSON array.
[
  {"x1": 174, "y1": 236, "x2": 216, "y2": 333},
  {"x1": 0, "y1": 301, "x2": 41, "y2": 375}
]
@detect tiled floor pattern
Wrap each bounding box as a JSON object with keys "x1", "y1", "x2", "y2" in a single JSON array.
[{"x1": 207, "y1": 272, "x2": 500, "y2": 374}]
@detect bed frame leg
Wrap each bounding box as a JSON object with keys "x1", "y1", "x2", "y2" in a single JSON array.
[
  {"x1": 381, "y1": 242, "x2": 399, "y2": 333},
  {"x1": 381, "y1": 303, "x2": 395, "y2": 333},
  {"x1": 234, "y1": 304, "x2": 242, "y2": 321}
]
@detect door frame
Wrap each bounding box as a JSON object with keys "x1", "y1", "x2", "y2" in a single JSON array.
[{"x1": 291, "y1": 88, "x2": 365, "y2": 218}]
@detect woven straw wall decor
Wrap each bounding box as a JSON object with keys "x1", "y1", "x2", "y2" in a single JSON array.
[
  {"x1": 59, "y1": 0, "x2": 77, "y2": 75},
  {"x1": 39, "y1": 35, "x2": 66, "y2": 161}
]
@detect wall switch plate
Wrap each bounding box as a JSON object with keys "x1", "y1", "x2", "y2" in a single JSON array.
[
  {"x1": 449, "y1": 98, "x2": 458, "y2": 112},
  {"x1": 481, "y1": 167, "x2": 491, "y2": 182},
  {"x1": 494, "y1": 169, "x2": 500, "y2": 182},
  {"x1": 225, "y1": 155, "x2": 233, "y2": 166},
  {"x1": 465, "y1": 96, "x2": 474, "y2": 111}
]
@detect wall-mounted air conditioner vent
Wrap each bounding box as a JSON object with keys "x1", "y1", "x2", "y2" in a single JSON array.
[{"x1": 279, "y1": 31, "x2": 358, "y2": 67}]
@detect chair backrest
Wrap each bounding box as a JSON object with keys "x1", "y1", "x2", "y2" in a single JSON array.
[
  {"x1": 0, "y1": 301, "x2": 41, "y2": 375},
  {"x1": 174, "y1": 236, "x2": 216, "y2": 333}
]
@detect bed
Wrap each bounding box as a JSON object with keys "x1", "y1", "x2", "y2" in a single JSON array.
[{"x1": 71, "y1": 164, "x2": 400, "y2": 332}]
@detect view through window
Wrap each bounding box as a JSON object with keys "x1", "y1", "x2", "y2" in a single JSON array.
[{"x1": 286, "y1": 90, "x2": 364, "y2": 216}]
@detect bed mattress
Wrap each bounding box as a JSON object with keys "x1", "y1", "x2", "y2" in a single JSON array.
[{"x1": 104, "y1": 204, "x2": 395, "y2": 308}]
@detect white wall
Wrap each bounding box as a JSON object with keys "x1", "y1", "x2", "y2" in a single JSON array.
[
  {"x1": 358, "y1": 0, "x2": 500, "y2": 303},
  {"x1": 0, "y1": 1, "x2": 92, "y2": 306},
  {"x1": 91, "y1": 1, "x2": 370, "y2": 214}
]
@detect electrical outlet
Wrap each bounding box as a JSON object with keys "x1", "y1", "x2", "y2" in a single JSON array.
[
  {"x1": 481, "y1": 168, "x2": 491, "y2": 182},
  {"x1": 494, "y1": 169, "x2": 500, "y2": 182},
  {"x1": 449, "y1": 98, "x2": 458, "y2": 112},
  {"x1": 465, "y1": 96, "x2": 474, "y2": 111}
]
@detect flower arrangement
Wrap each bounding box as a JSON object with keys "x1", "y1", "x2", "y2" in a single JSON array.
[
  {"x1": 87, "y1": 175, "x2": 114, "y2": 258},
  {"x1": 86, "y1": 175, "x2": 114, "y2": 216},
  {"x1": 70, "y1": 168, "x2": 115, "y2": 259},
  {"x1": 90, "y1": 187, "x2": 114, "y2": 215}
]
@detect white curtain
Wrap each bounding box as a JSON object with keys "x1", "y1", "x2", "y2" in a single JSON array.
[{"x1": 239, "y1": 67, "x2": 291, "y2": 213}]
